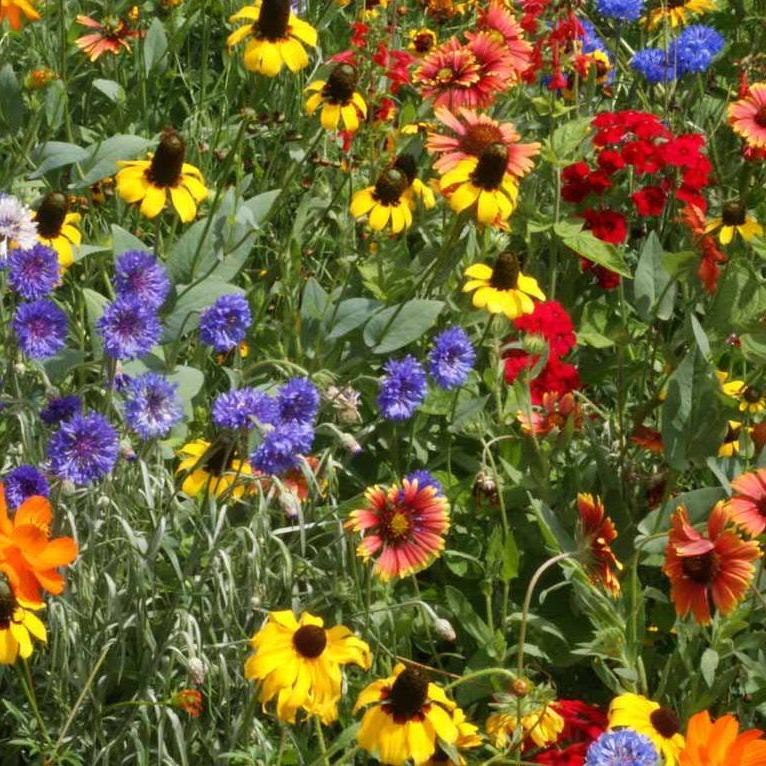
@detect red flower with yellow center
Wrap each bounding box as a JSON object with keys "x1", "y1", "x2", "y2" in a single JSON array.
[
  {"x1": 728, "y1": 82, "x2": 766, "y2": 149},
  {"x1": 576, "y1": 493, "x2": 622, "y2": 596},
  {"x1": 663, "y1": 502, "x2": 760, "y2": 625},
  {"x1": 726, "y1": 467, "x2": 766, "y2": 537},
  {"x1": 75, "y1": 15, "x2": 141, "y2": 61}
]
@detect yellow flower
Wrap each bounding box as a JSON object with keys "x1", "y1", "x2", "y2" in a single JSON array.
[
  {"x1": 424, "y1": 708, "x2": 482, "y2": 765},
  {"x1": 361, "y1": 0, "x2": 388, "y2": 19},
  {"x1": 33, "y1": 192, "x2": 81, "y2": 269},
  {"x1": 351, "y1": 154, "x2": 434, "y2": 234},
  {"x1": 0, "y1": 0, "x2": 40, "y2": 30},
  {"x1": 462, "y1": 253, "x2": 545, "y2": 319},
  {"x1": 227, "y1": 0, "x2": 317, "y2": 77},
  {"x1": 486, "y1": 705, "x2": 564, "y2": 749},
  {"x1": 305, "y1": 63, "x2": 367, "y2": 133},
  {"x1": 439, "y1": 143, "x2": 519, "y2": 227},
  {"x1": 400, "y1": 121, "x2": 436, "y2": 135},
  {"x1": 722, "y1": 378, "x2": 766, "y2": 414},
  {"x1": 704, "y1": 201, "x2": 763, "y2": 245},
  {"x1": 608, "y1": 693, "x2": 684, "y2": 766},
  {"x1": 115, "y1": 129, "x2": 207, "y2": 222},
  {"x1": 645, "y1": 0, "x2": 716, "y2": 29},
  {"x1": 244, "y1": 610, "x2": 371, "y2": 723},
  {"x1": 176, "y1": 438, "x2": 253, "y2": 499},
  {"x1": 0, "y1": 579, "x2": 46, "y2": 665},
  {"x1": 354, "y1": 663, "x2": 460, "y2": 766},
  {"x1": 719, "y1": 420, "x2": 750, "y2": 457},
  {"x1": 408, "y1": 28, "x2": 437, "y2": 56}
]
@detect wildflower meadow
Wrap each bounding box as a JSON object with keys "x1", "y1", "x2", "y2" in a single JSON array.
[{"x1": 2, "y1": 0, "x2": 766, "y2": 763}]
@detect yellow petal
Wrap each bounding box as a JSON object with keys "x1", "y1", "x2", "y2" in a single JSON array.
[
  {"x1": 305, "y1": 92, "x2": 324, "y2": 115},
  {"x1": 368, "y1": 203, "x2": 391, "y2": 231},
  {"x1": 320, "y1": 103, "x2": 340, "y2": 131},
  {"x1": 139, "y1": 184, "x2": 167, "y2": 219},
  {"x1": 170, "y1": 186, "x2": 198, "y2": 222},
  {"x1": 719, "y1": 225, "x2": 734, "y2": 245},
  {"x1": 448, "y1": 182, "x2": 480, "y2": 213},
  {"x1": 350, "y1": 188, "x2": 376, "y2": 217},
  {"x1": 341, "y1": 104, "x2": 360, "y2": 133},
  {"x1": 476, "y1": 190, "x2": 499, "y2": 224},
  {"x1": 280, "y1": 37, "x2": 309, "y2": 73},
  {"x1": 464, "y1": 263, "x2": 493, "y2": 279},
  {"x1": 517, "y1": 273, "x2": 546, "y2": 300},
  {"x1": 289, "y1": 17, "x2": 318, "y2": 46},
  {"x1": 226, "y1": 24, "x2": 253, "y2": 48}
]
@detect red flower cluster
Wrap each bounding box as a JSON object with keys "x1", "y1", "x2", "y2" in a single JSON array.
[
  {"x1": 504, "y1": 301, "x2": 580, "y2": 404},
  {"x1": 533, "y1": 699, "x2": 606, "y2": 766},
  {"x1": 678, "y1": 203, "x2": 727, "y2": 294}
]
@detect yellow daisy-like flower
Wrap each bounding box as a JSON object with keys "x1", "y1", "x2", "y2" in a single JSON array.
[
  {"x1": 704, "y1": 201, "x2": 763, "y2": 245},
  {"x1": 719, "y1": 420, "x2": 750, "y2": 457},
  {"x1": 486, "y1": 704, "x2": 564, "y2": 749},
  {"x1": 351, "y1": 154, "x2": 435, "y2": 234},
  {"x1": 226, "y1": 0, "x2": 317, "y2": 77},
  {"x1": 176, "y1": 437, "x2": 253, "y2": 499},
  {"x1": 305, "y1": 63, "x2": 367, "y2": 133},
  {"x1": 722, "y1": 378, "x2": 766, "y2": 414},
  {"x1": 401, "y1": 121, "x2": 436, "y2": 136},
  {"x1": 0, "y1": 0, "x2": 40, "y2": 30},
  {"x1": 608, "y1": 693, "x2": 684, "y2": 766},
  {"x1": 408, "y1": 28, "x2": 437, "y2": 56},
  {"x1": 361, "y1": 0, "x2": 389, "y2": 19},
  {"x1": 0, "y1": 579, "x2": 46, "y2": 665},
  {"x1": 462, "y1": 253, "x2": 545, "y2": 319},
  {"x1": 33, "y1": 192, "x2": 81, "y2": 269},
  {"x1": 424, "y1": 708, "x2": 482, "y2": 765},
  {"x1": 354, "y1": 663, "x2": 460, "y2": 766},
  {"x1": 645, "y1": 0, "x2": 716, "y2": 29},
  {"x1": 439, "y1": 143, "x2": 519, "y2": 227},
  {"x1": 115, "y1": 129, "x2": 207, "y2": 222},
  {"x1": 244, "y1": 610, "x2": 371, "y2": 724}
]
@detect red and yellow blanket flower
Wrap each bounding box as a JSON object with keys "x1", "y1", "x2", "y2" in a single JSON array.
[
  {"x1": 726, "y1": 467, "x2": 766, "y2": 537},
  {"x1": 576, "y1": 493, "x2": 622, "y2": 596},
  {"x1": 75, "y1": 15, "x2": 141, "y2": 61},
  {"x1": 729, "y1": 82, "x2": 766, "y2": 149}
]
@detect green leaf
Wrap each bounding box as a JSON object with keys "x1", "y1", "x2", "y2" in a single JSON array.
[
  {"x1": 92, "y1": 78, "x2": 125, "y2": 103},
  {"x1": 443, "y1": 586, "x2": 495, "y2": 648},
  {"x1": 700, "y1": 648, "x2": 719, "y2": 687},
  {"x1": 240, "y1": 189, "x2": 281, "y2": 226},
  {"x1": 327, "y1": 298, "x2": 383, "y2": 340},
  {"x1": 79, "y1": 135, "x2": 152, "y2": 187},
  {"x1": 363, "y1": 299, "x2": 444, "y2": 354},
  {"x1": 0, "y1": 64, "x2": 25, "y2": 132},
  {"x1": 30, "y1": 142, "x2": 89, "y2": 179},
  {"x1": 111, "y1": 225, "x2": 148, "y2": 256},
  {"x1": 164, "y1": 280, "x2": 245, "y2": 342},
  {"x1": 300, "y1": 278, "x2": 328, "y2": 322},
  {"x1": 44, "y1": 79, "x2": 66, "y2": 133},
  {"x1": 144, "y1": 18, "x2": 168, "y2": 74},
  {"x1": 82, "y1": 288, "x2": 109, "y2": 357},
  {"x1": 543, "y1": 116, "x2": 592, "y2": 165},
  {"x1": 634, "y1": 232, "x2": 675, "y2": 321},
  {"x1": 554, "y1": 220, "x2": 631, "y2": 278}
]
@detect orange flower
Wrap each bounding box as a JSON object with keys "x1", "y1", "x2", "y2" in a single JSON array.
[
  {"x1": 75, "y1": 15, "x2": 141, "y2": 61},
  {"x1": 171, "y1": 689, "x2": 203, "y2": 717},
  {"x1": 631, "y1": 424, "x2": 663, "y2": 453},
  {"x1": 576, "y1": 493, "x2": 622, "y2": 596},
  {"x1": 680, "y1": 710, "x2": 766, "y2": 766},
  {"x1": 0, "y1": 486, "x2": 78, "y2": 603},
  {"x1": 0, "y1": 0, "x2": 40, "y2": 30},
  {"x1": 663, "y1": 503, "x2": 760, "y2": 625},
  {"x1": 517, "y1": 391, "x2": 582, "y2": 436}
]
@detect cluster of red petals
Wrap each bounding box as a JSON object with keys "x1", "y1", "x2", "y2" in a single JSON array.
[
  {"x1": 517, "y1": 391, "x2": 583, "y2": 435},
  {"x1": 533, "y1": 699, "x2": 607, "y2": 766},
  {"x1": 678, "y1": 203, "x2": 727, "y2": 294},
  {"x1": 372, "y1": 44, "x2": 414, "y2": 94}
]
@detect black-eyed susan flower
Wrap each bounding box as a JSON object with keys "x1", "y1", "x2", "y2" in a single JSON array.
[
  {"x1": 115, "y1": 129, "x2": 207, "y2": 222},
  {"x1": 305, "y1": 63, "x2": 367, "y2": 133},
  {"x1": 462, "y1": 252, "x2": 544, "y2": 319},
  {"x1": 244, "y1": 610, "x2": 371, "y2": 723},
  {"x1": 176, "y1": 437, "x2": 253, "y2": 499},
  {"x1": 486, "y1": 704, "x2": 564, "y2": 749},
  {"x1": 719, "y1": 420, "x2": 749, "y2": 457},
  {"x1": 424, "y1": 708, "x2": 482, "y2": 765},
  {"x1": 34, "y1": 192, "x2": 82, "y2": 269},
  {"x1": 354, "y1": 663, "x2": 460, "y2": 766},
  {"x1": 350, "y1": 154, "x2": 434, "y2": 234},
  {"x1": 646, "y1": 0, "x2": 716, "y2": 29},
  {"x1": 226, "y1": 0, "x2": 317, "y2": 77},
  {"x1": 608, "y1": 693, "x2": 684, "y2": 766},
  {"x1": 704, "y1": 200, "x2": 763, "y2": 245},
  {"x1": 721, "y1": 375, "x2": 766, "y2": 414},
  {"x1": 0, "y1": 577, "x2": 46, "y2": 665},
  {"x1": 408, "y1": 28, "x2": 437, "y2": 56},
  {"x1": 439, "y1": 142, "x2": 519, "y2": 227}
]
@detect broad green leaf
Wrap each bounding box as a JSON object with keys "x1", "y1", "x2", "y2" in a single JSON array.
[
  {"x1": 30, "y1": 141, "x2": 89, "y2": 179},
  {"x1": 444, "y1": 586, "x2": 495, "y2": 647},
  {"x1": 327, "y1": 298, "x2": 383, "y2": 340},
  {"x1": 44, "y1": 79, "x2": 66, "y2": 133},
  {"x1": 363, "y1": 299, "x2": 444, "y2": 353},
  {"x1": 300, "y1": 278, "x2": 328, "y2": 322},
  {"x1": 634, "y1": 232, "x2": 675, "y2": 321},
  {"x1": 111, "y1": 225, "x2": 148, "y2": 256},
  {"x1": 0, "y1": 64, "x2": 24, "y2": 132},
  {"x1": 93, "y1": 78, "x2": 125, "y2": 103},
  {"x1": 700, "y1": 648, "x2": 719, "y2": 687},
  {"x1": 542, "y1": 116, "x2": 592, "y2": 165},
  {"x1": 554, "y1": 220, "x2": 631, "y2": 278},
  {"x1": 144, "y1": 18, "x2": 168, "y2": 74},
  {"x1": 83, "y1": 288, "x2": 109, "y2": 357},
  {"x1": 79, "y1": 135, "x2": 152, "y2": 187}
]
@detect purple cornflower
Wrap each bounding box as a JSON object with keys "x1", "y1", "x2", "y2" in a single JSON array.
[
  {"x1": 198, "y1": 294, "x2": 251, "y2": 353},
  {"x1": 98, "y1": 296, "x2": 162, "y2": 360},
  {"x1": 212, "y1": 388, "x2": 279, "y2": 430},
  {"x1": 13, "y1": 299, "x2": 68, "y2": 359},
  {"x1": 251, "y1": 422, "x2": 314, "y2": 475},
  {"x1": 114, "y1": 250, "x2": 171, "y2": 309},
  {"x1": 3, "y1": 465, "x2": 50, "y2": 509},
  {"x1": 276, "y1": 377, "x2": 320, "y2": 425},
  {"x1": 47, "y1": 411, "x2": 119, "y2": 485},
  {"x1": 377, "y1": 356, "x2": 428, "y2": 421},
  {"x1": 429, "y1": 327, "x2": 475, "y2": 389},
  {"x1": 7, "y1": 244, "x2": 59, "y2": 298},
  {"x1": 40, "y1": 395, "x2": 81, "y2": 425},
  {"x1": 123, "y1": 372, "x2": 183, "y2": 440}
]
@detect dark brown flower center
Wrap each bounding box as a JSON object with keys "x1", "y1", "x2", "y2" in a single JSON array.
[
  {"x1": 373, "y1": 168, "x2": 408, "y2": 205},
  {"x1": 722, "y1": 200, "x2": 747, "y2": 227},
  {"x1": 725, "y1": 422, "x2": 742, "y2": 443},
  {"x1": 489, "y1": 252, "x2": 520, "y2": 290},
  {"x1": 35, "y1": 192, "x2": 68, "y2": 238},
  {"x1": 387, "y1": 668, "x2": 429, "y2": 721},
  {"x1": 257, "y1": 0, "x2": 291, "y2": 40},
  {"x1": 202, "y1": 437, "x2": 236, "y2": 476},
  {"x1": 430, "y1": 748, "x2": 450, "y2": 763},
  {"x1": 323, "y1": 63, "x2": 357, "y2": 104},
  {"x1": 393, "y1": 154, "x2": 417, "y2": 185},
  {"x1": 0, "y1": 578, "x2": 16, "y2": 631},
  {"x1": 459, "y1": 123, "x2": 504, "y2": 158},
  {"x1": 756, "y1": 107, "x2": 766, "y2": 129},
  {"x1": 413, "y1": 32, "x2": 435, "y2": 54},
  {"x1": 667, "y1": 0, "x2": 686, "y2": 8},
  {"x1": 744, "y1": 386, "x2": 762, "y2": 403},
  {"x1": 148, "y1": 130, "x2": 186, "y2": 187},
  {"x1": 292, "y1": 624, "x2": 327, "y2": 658},
  {"x1": 650, "y1": 707, "x2": 681, "y2": 739},
  {"x1": 470, "y1": 143, "x2": 508, "y2": 190},
  {"x1": 681, "y1": 550, "x2": 717, "y2": 584}
]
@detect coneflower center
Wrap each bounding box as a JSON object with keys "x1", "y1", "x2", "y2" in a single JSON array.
[
  {"x1": 148, "y1": 132, "x2": 186, "y2": 188},
  {"x1": 0, "y1": 579, "x2": 16, "y2": 631},
  {"x1": 681, "y1": 550, "x2": 718, "y2": 584},
  {"x1": 755, "y1": 107, "x2": 766, "y2": 129},
  {"x1": 35, "y1": 192, "x2": 68, "y2": 238},
  {"x1": 393, "y1": 154, "x2": 417, "y2": 186},
  {"x1": 373, "y1": 168, "x2": 408, "y2": 205},
  {"x1": 387, "y1": 668, "x2": 429, "y2": 721},
  {"x1": 257, "y1": 0, "x2": 291, "y2": 40},
  {"x1": 413, "y1": 32, "x2": 435, "y2": 54},
  {"x1": 721, "y1": 201, "x2": 747, "y2": 227},
  {"x1": 489, "y1": 253, "x2": 520, "y2": 290},
  {"x1": 724, "y1": 422, "x2": 742, "y2": 443},
  {"x1": 649, "y1": 707, "x2": 681, "y2": 738},
  {"x1": 471, "y1": 143, "x2": 509, "y2": 190},
  {"x1": 203, "y1": 439, "x2": 236, "y2": 477},
  {"x1": 293, "y1": 624, "x2": 327, "y2": 658},
  {"x1": 744, "y1": 386, "x2": 762, "y2": 403},
  {"x1": 666, "y1": 0, "x2": 687, "y2": 8},
  {"x1": 323, "y1": 64, "x2": 357, "y2": 105},
  {"x1": 459, "y1": 123, "x2": 503, "y2": 158}
]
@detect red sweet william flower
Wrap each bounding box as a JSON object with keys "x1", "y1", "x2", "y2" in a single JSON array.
[
  {"x1": 581, "y1": 208, "x2": 627, "y2": 244},
  {"x1": 562, "y1": 162, "x2": 593, "y2": 203},
  {"x1": 581, "y1": 259, "x2": 621, "y2": 289},
  {"x1": 530, "y1": 358, "x2": 580, "y2": 403},
  {"x1": 350, "y1": 22, "x2": 369, "y2": 48},
  {"x1": 596, "y1": 149, "x2": 625, "y2": 175},
  {"x1": 586, "y1": 169, "x2": 612, "y2": 195},
  {"x1": 660, "y1": 133, "x2": 706, "y2": 168},
  {"x1": 513, "y1": 300, "x2": 576, "y2": 357},
  {"x1": 533, "y1": 742, "x2": 590, "y2": 766},
  {"x1": 621, "y1": 139, "x2": 662, "y2": 174},
  {"x1": 533, "y1": 699, "x2": 606, "y2": 766},
  {"x1": 632, "y1": 185, "x2": 667, "y2": 216}
]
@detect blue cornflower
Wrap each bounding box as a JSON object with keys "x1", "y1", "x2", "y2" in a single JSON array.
[
  {"x1": 671, "y1": 25, "x2": 724, "y2": 75},
  {"x1": 47, "y1": 411, "x2": 119, "y2": 485},
  {"x1": 7, "y1": 244, "x2": 59, "y2": 299},
  {"x1": 429, "y1": 327, "x2": 475, "y2": 390},
  {"x1": 276, "y1": 377, "x2": 320, "y2": 425},
  {"x1": 579, "y1": 19, "x2": 608, "y2": 55},
  {"x1": 98, "y1": 296, "x2": 162, "y2": 360},
  {"x1": 40, "y1": 395, "x2": 81, "y2": 425},
  {"x1": 595, "y1": 0, "x2": 645, "y2": 21},
  {"x1": 13, "y1": 299, "x2": 68, "y2": 359},
  {"x1": 123, "y1": 372, "x2": 183, "y2": 440},
  {"x1": 114, "y1": 250, "x2": 171, "y2": 309},
  {"x1": 251, "y1": 422, "x2": 314, "y2": 475},
  {"x1": 585, "y1": 730, "x2": 659, "y2": 766},
  {"x1": 198, "y1": 294, "x2": 251, "y2": 353},
  {"x1": 630, "y1": 48, "x2": 680, "y2": 83},
  {"x1": 212, "y1": 388, "x2": 279, "y2": 430},
  {"x1": 405, "y1": 470, "x2": 444, "y2": 496},
  {"x1": 377, "y1": 356, "x2": 428, "y2": 421},
  {"x1": 4, "y1": 465, "x2": 50, "y2": 509}
]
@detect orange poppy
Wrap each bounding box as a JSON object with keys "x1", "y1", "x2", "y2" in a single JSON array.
[
  {"x1": 0, "y1": 485, "x2": 78, "y2": 603},
  {"x1": 680, "y1": 710, "x2": 766, "y2": 766}
]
